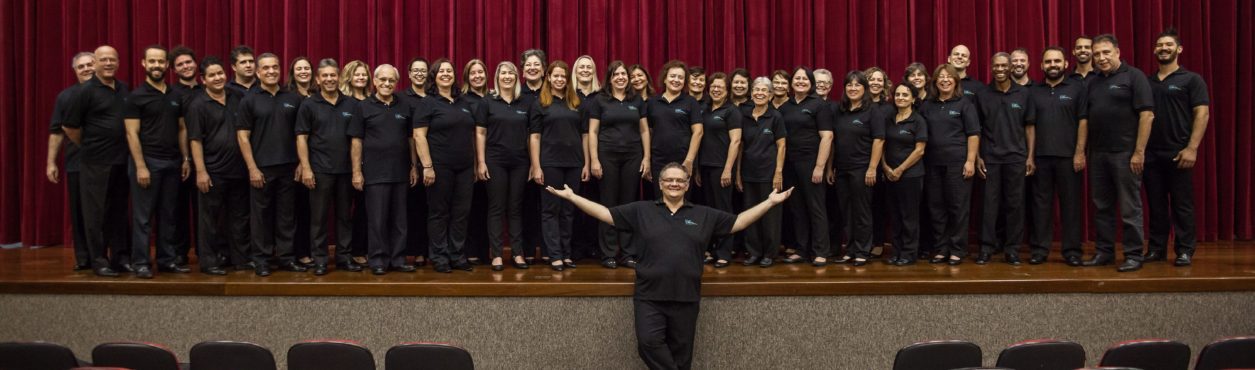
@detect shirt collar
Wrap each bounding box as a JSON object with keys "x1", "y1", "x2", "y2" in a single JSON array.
[{"x1": 653, "y1": 198, "x2": 694, "y2": 209}]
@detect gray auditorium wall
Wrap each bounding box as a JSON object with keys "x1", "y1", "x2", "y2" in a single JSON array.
[{"x1": 2, "y1": 293, "x2": 1254, "y2": 369}]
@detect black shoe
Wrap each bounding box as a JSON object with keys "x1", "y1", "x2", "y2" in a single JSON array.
[
  {"x1": 893, "y1": 258, "x2": 916, "y2": 266},
  {"x1": 434, "y1": 264, "x2": 452, "y2": 273},
  {"x1": 312, "y1": 265, "x2": 329, "y2": 276},
  {"x1": 255, "y1": 266, "x2": 271, "y2": 277},
  {"x1": 812, "y1": 258, "x2": 829, "y2": 267},
  {"x1": 1117, "y1": 259, "x2": 1143, "y2": 272},
  {"x1": 413, "y1": 257, "x2": 428, "y2": 267},
  {"x1": 974, "y1": 253, "x2": 991, "y2": 265},
  {"x1": 158, "y1": 263, "x2": 191, "y2": 273},
  {"x1": 1143, "y1": 250, "x2": 1167, "y2": 262},
  {"x1": 491, "y1": 263, "x2": 504, "y2": 271},
  {"x1": 947, "y1": 257, "x2": 964, "y2": 266},
  {"x1": 175, "y1": 255, "x2": 189, "y2": 266},
  {"x1": 1029, "y1": 256, "x2": 1047, "y2": 265},
  {"x1": 759, "y1": 258, "x2": 774, "y2": 268},
  {"x1": 1065, "y1": 256, "x2": 1083, "y2": 267},
  {"x1": 371, "y1": 266, "x2": 387, "y2": 275},
  {"x1": 117, "y1": 263, "x2": 135, "y2": 273},
  {"x1": 1004, "y1": 254, "x2": 1022, "y2": 266},
  {"x1": 622, "y1": 258, "x2": 638, "y2": 269},
  {"x1": 395, "y1": 264, "x2": 418, "y2": 272},
  {"x1": 452, "y1": 261, "x2": 474, "y2": 271},
  {"x1": 513, "y1": 258, "x2": 530, "y2": 270},
  {"x1": 202, "y1": 266, "x2": 227, "y2": 276},
  {"x1": 781, "y1": 255, "x2": 804, "y2": 264},
  {"x1": 833, "y1": 255, "x2": 852, "y2": 264},
  {"x1": 601, "y1": 258, "x2": 618, "y2": 269},
  {"x1": 550, "y1": 263, "x2": 565, "y2": 272},
  {"x1": 929, "y1": 255, "x2": 947, "y2": 264},
  {"x1": 1083, "y1": 255, "x2": 1114, "y2": 267},
  {"x1": 280, "y1": 262, "x2": 308, "y2": 272},
  {"x1": 94, "y1": 267, "x2": 120, "y2": 277},
  {"x1": 234, "y1": 262, "x2": 257, "y2": 271},
  {"x1": 851, "y1": 259, "x2": 868, "y2": 267},
  {"x1": 1173, "y1": 254, "x2": 1193, "y2": 267},
  {"x1": 73, "y1": 263, "x2": 91, "y2": 271},
  {"x1": 336, "y1": 262, "x2": 363, "y2": 272},
  {"x1": 563, "y1": 260, "x2": 576, "y2": 268},
  {"x1": 135, "y1": 266, "x2": 154, "y2": 279},
  {"x1": 743, "y1": 256, "x2": 761, "y2": 266},
  {"x1": 714, "y1": 260, "x2": 730, "y2": 268}
]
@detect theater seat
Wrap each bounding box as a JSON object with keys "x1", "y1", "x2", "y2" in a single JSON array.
[
  {"x1": 91, "y1": 342, "x2": 182, "y2": 370},
  {"x1": 0, "y1": 341, "x2": 87, "y2": 370},
  {"x1": 892, "y1": 340, "x2": 982, "y2": 370},
  {"x1": 1076, "y1": 367, "x2": 1143, "y2": 370},
  {"x1": 188, "y1": 341, "x2": 276, "y2": 370},
  {"x1": 1195, "y1": 336, "x2": 1255, "y2": 370},
  {"x1": 993, "y1": 339, "x2": 1085, "y2": 370},
  {"x1": 1098, "y1": 339, "x2": 1190, "y2": 370},
  {"x1": 384, "y1": 342, "x2": 474, "y2": 370},
  {"x1": 950, "y1": 367, "x2": 1012, "y2": 370},
  {"x1": 287, "y1": 340, "x2": 374, "y2": 370}
]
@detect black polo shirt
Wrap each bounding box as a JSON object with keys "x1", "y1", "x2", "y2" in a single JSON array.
[
  {"x1": 397, "y1": 88, "x2": 426, "y2": 107},
  {"x1": 1068, "y1": 70, "x2": 1097, "y2": 87},
  {"x1": 532, "y1": 97, "x2": 586, "y2": 168},
  {"x1": 587, "y1": 93, "x2": 646, "y2": 154},
  {"x1": 348, "y1": 95, "x2": 413, "y2": 185},
  {"x1": 64, "y1": 76, "x2": 130, "y2": 165},
  {"x1": 412, "y1": 93, "x2": 479, "y2": 169},
  {"x1": 123, "y1": 81, "x2": 184, "y2": 161},
  {"x1": 295, "y1": 93, "x2": 358, "y2": 174},
  {"x1": 646, "y1": 93, "x2": 703, "y2": 164},
  {"x1": 610, "y1": 200, "x2": 736, "y2": 302},
  {"x1": 236, "y1": 87, "x2": 303, "y2": 168},
  {"x1": 477, "y1": 94, "x2": 540, "y2": 167},
  {"x1": 1029, "y1": 79, "x2": 1087, "y2": 158},
  {"x1": 521, "y1": 83, "x2": 542, "y2": 98},
  {"x1": 227, "y1": 80, "x2": 258, "y2": 95},
  {"x1": 881, "y1": 111, "x2": 928, "y2": 178},
  {"x1": 919, "y1": 94, "x2": 981, "y2": 166},
  {"x1": 1148, "y1": 67, "x2": 1209, "y2": 153},
  {"x1": 1083, "y1": 63, "x2": 1154, "y2": 153},
  {"x1": 977, "y1": 83, "x2": 1035, "y2": 164},
  {"x1": 777, "y1": 95, "x2": 834, "y2": 161},
  {"x1": 171, "y1": 82, "x2": 203, "y2": 111},
  {"x1": 49, "y1": 84, "x2": 83, "y2": 172},
  {"x1": 739, "y1": 106, "x2": 787, "y2": 183},
  {"x1": 185, "y1": 90, "x2": 246, "y2": 179},
  {"x1": 960, "y1": 76, "x2": 987, "y2": 110},
  {"x1": 697, "y1": 102, "x2": 743, "y2": 168},
  {"x1": 833, "y1": 104, "x2": 886, "y2": 170}
]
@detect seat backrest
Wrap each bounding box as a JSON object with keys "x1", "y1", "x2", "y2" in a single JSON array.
[
  {"x1": 91, "y1": 342, "x2": 180, "y2": 370},
  {"x1": 189, "y1": 341, "x2": 276, "y2": 370},
  {"x1": 950, "y1": 367, "x2": 1013, "y2": 370},
  {"x1": 0, "y1": 341, "x2": 83, "y2": 370},
  {"x1": 1195, "y1": 336, "x2": 1255, "y2": 370},
  {"x1": 994, "y1": 339, "x2": 1086, "y2": 370},
  {"x1": 891, "y1": 340, "x2": 982, "y2": 370},
  {"x1": 286, "y1": 340, "x2": 374, "y2": 370},
  {"x1": 384, "y1": 342, "x2": 474, "y2": 370},
  {"x1": 1099, "y1": 339, "x2": 1190, "y2": 370}
]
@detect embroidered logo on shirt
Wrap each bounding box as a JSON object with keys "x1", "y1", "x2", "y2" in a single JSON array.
[
  {"x1": 395, "y1": 113, "x2": 406, "y2": 120},
  {"x1": 170, "y1": 101, "x2": 180, "y2": 107},
  {"x1": 1168, "y1": 85, "x2": 1184, "y2": 92},
  {"x1": 628, "y1": 106, "x2": 638, "y2": 111},
  {"x1": 900, "y1": 129, "x2": 913, "y2": 135},
  {"x1": 1010, "y1": 103, "x2": 1023, "y2": 109},
  {"x1": 461, "y1": 108, "x2": 471, "y2": 113},
  {"x1": 283, "y1": 103, "x2": 297, "y2": 109},
  {"x1": 713, "y1": 116, "x2": 724, "y2": 121},
  {"x1": 852, "y1": 119, "x2": 864, "y2": 126},
  {"x1": 341, "y1": 111, "x2": 353, "y2": 118},
  {"x1": 515, "y1": 110, "x2": 527, "y2": 115},
  {"x1": 684, "y1": 219, "x2": 698, "y2": 226},
  {"x1": 1058, "y1": 95, "x2": 1073, "y2": 101},
  {"x1": 964, "y1": 89, "x2": 976, "y2": 95},
  {"x1": 801, "y1": 109, "x2": 813, "y2": 114},
  {"x1": 674, "y1": 108, "x2": 687, "y2": 115},
  {"x1": 948, "y1": 110, "x2": 961, "y2": 117},
  {"x1": 1108, "y1": 84, "x2": 1126, "y2": 90}
]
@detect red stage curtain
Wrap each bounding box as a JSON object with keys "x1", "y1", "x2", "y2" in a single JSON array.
[{"x1": 0, "y1": 0, "x2": 1250, "y2": 246}]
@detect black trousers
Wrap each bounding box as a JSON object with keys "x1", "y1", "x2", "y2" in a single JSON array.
[
  {"x1": 406, "y1": 185, "x2": 429, "y2": 258},
  {"x1": 309, "y1": 172, "x2": 354, "y2": 265},
  {"x1": 522, "y1": 177, "x2": 544, "y2": 260},
  {"x1": 634, "y1": 299, "x2": 700, "y2": 370},
  {"x1": 741, "y1": 181, "x2": 782, "y2": 259},
  {"x1": 1089, "y1": 151, "x2": 1145, "y2": 260},
  {"x1": 365, "y1": 182, "x2": 408, "y2": 268},
  {"x1": 571, "y1": 176, "x2": 601, "y2": 260},
  {"x1": 486, "y1": 163, "x2": 527, "y2": 258},
  {"x1": 196, "y1": 176, "x2": 250, "y2": 269},
  {"x1": 837, "y1": 169, "x2": 874, "y2": 259},
  {"x1": 598, "y1": 150, "x2": 642, "y2": 260},
  {"x1": 250, "y1": 164, "x2": 297, "y2": 265},
  {"x1": 351, "y1": 188, "x2": 369, "y2": 258},
  {"x1": 174, "y1": 171, "x2": 196, "y2": 261},
  {"x1": 887, "y1": 176, "x2": 923, "y2": 261},
  {"x1": 925, "y1": 163, "x2": 973, "y2": 258},
  {"x1": 699, "y1": 166, "x2": 734, "y2": 260},
  {"x1": 871, "y1": 177, "x2": 890, "y2": 246},
  {"x1": 1144, "y1": 150, "x2": 1197, "y2": 256},
  {"x1": 1029, "y1": 156, "x2": 1084, "y2": 258},
  {"x1": 783, "y1": 159, "x2": 830, "y2": 258},
  {"x1": 79, "y1": 162, "x2": 131, "y2": 269},
  {"x1": 293, "y1": 185, "x2": 312, "y2": 260},
  {"x1": 467, "y1": 180, "x2": 490, "y2": 261},
  {"x1": 65, "y1": 171, "x2": 90, "y2": 266},
  {"x1": 427, "y1": 165, "x2": 474, "y2": 266},
  {"x1": 979, "y1": 162, "x2": 1026, "y2": 255},
  {"x1": 542, "y1": 166, "x2": 581, "y2": 261},
  {"x1": 128, "y1": 157, "x2": 182, "y2": 267}
]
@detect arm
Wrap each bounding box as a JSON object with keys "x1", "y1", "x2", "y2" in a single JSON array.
[
  {"x1": 296, "y1": 134, "x2": 315, "y2": 188},
  {"x1": 178, "y1": 118, "x2": 190, "y2": 180},
  {"x1": 124, "y1": 118, "x2": 151, "y2": 188},
  {"x1": 1176, "y1": 106, "x2": 1209, "y2": 169},
  {"x1": 413, "y1": 127, "x2": 436, "y2": 186},
  {"x1": 237, "y1": 130, "x2": 265, "y2": 188},
  {"x1": 813, "y1": 131, "x2": 833, "y2": 183},
  {"x1": 773, "y1": 138, "x2": 787, "y2": 190},
  {"x1": 722, "y1": 128, "x2": 741, "y2": 187},
  {"x1": 865, "y1": 138, "x2": 884, "y2": 186},
  {"x1": 409, "y1": 138, "x2": 419, "y2": 187},
  {"x1": 46, "y1": 133, "x2": 64, "y2": 183},
  {"x1": 529, "y1": 133, "x2": 544, "y2": 184},
  {"x1": 639, "y1": 117, "x2": 652, "y2": 180},
  {"x1": 1025, "y1": 125, "x2": 1036, "y2": 175},
  {"x1": 350, "y1": 138, "x2": 363, "y2": 190},
  {"x1": 731, "y1": 187, "x2": 793, "y2": 233},
  {"x1": 1130, "y1": 110, "x2": 1154, "y2": 174},
  {"x1": 588, "y1": 119, "x2": 602, "y2": 179},
  {"x1": 683, "y1": 123, "x2": 703, "y2": 171},
  {"x1": 581, "y1": 133, "x2": 591, "y2": 181},
  {"x1": 545, "y1": 184, "x2": 613, "y2": 225},
  {"x1": 964, "y1": 135, "x2": 980, "y2": 179},
  {"x1": 893, "y1": 143, "x2": 927, "y2": 179},
  {"x1": 475, "y1": 126, "x2": 490, "y2": 181},
  {"x1": 1074, "y1": 119, "x2": 1088, "y2": 172},
  {"x1": 190, "y1": 140, "x2": 211, "y2": 193}
]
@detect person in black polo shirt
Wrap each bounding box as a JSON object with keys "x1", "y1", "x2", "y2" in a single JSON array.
[
  {"x1": 227, "y1": 45, "x2": 257, "y2": 94},
  {"x1": 62, "y1": 45, "x2": 132, "y2": 277},
  {"x1": 587, "y1": 61, "x2": 651, "y2": 269},
  {"x1": 1071, "y1": 36, "x2": 1098, "y2": 85},
  {"x1": 401, "y1": 57, "x2": 431, "y2": 267},
  {"x1": 1081, "y1": 34, "x2": 1155, "y2": 272},
  {"x1": 123, "y1": 45, "x2": 191, "y2": 278},
  {"x1": 168, "y1": 45, "x2": 200, "y2": 267},
  {"x1": 695, "y1": 72, "x2": 741, "y2": 267},
  {"x1": 949, "y1": 45, "x2": 987, "y2": 103},
  {"x1": 738, "y1": 77, "x2": 787, "y2": 267},
  {"x1": 521, "y1": 49, "x2": 546, "y2": 97},
  {"x1": 1028, "y1": 46, "x2": 1088, "y2": 266},
  {"x1": 237, "y1": 53, "x2": 305, "y2": 273},
  {"x1": 46, "y1": 51, "x2": 95, "y2": 270},
  {"x1": 831, "y1": 71, "x2": 886, "y2": 266},
  {"x1": 646, "y1": 60, "x2": 704, "y2": 198},
  {"x1": 297, "y1": 58, "x2": 357, "y2": 275},
  {"x1": 532, "y1": 61, "x2": 587, "y2": 271},
  {"x1": 413, "y1": 58, "x2": 479, "y2": 273},
  {"x1": 779, "y1": 67, "x2": 834, "y2": 266},
  {"x1": 185, "y1": 56, "x2": 249, "y2": 276},
  {"x1": 476, "y1": 61, "x2": 540, "y2": 271},
  {"x1": 349, "y1": 64, "x2": 419, "y2": 275},
  {"x1": 729, "y1": 69, "x2": 750, "y2": 107},
  {"x1": 920, "y1": 63, "x2": 981, "y2": 265},
  {"x1": 569, "y1": 56, "x2": 602, "y2": 263},
  {"x1": 548, "y1": 162, "x2": 791, "y2": 370},
  {"x1": 686, "y1": 67, "x2": 707, "y2": 104},
  {"x1": 975, "y1": 52, "x2": 1036, "y2": 265},
  {"x1": 1146, "y1": 28, "x2": 1210, "y2": 267},
  {"x1": 882, "y1": 84, "x2": 928, "y2": 265},
  {"x1": 1011, "y1": 48, "x2": 1034, "y2": 86}
]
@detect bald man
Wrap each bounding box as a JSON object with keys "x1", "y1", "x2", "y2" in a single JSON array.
[{"x1": 949, "y1": 44, "x2": 989, "y2": 102}]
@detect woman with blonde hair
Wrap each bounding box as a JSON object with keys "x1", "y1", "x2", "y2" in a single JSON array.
[
  {"x1": 476, "y1": 61, "x2": 538, "y2": 270},
  {"x1": 339, "y1": 60, "x2": 371, "y2": 101}
]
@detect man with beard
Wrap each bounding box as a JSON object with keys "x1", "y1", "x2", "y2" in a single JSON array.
[
  {"x1": 1081, "y1": 34, "x2": 1154, "y2": 272},
  {"x1": 1027, "y1": 47, "x2": 1088, "y2": 266},
  {"x1": 1011, "y1": 48, "x2": 1033, "y2": 86},
  {"x1": 228, "y1": 45, "x2": 258, "y2": 94},
  {"x1": 949, "y1": 44, "x2": 988, "y2": 101},
  {"x1": 63, "y1": 45, "x2": 132, "y2": 277},
  {"x1": 168, "y1": 45, "x2": 200, "y2": 267},
  {"x1": 46, "y1": 52, "x2": 95, "y2": 270},
  {"x1": 123, "y1": 45, "x2": 191, "y2": 278},
  {"x1": 1071, "y1": 36, "x2": 1097, "y2": 85},
  {"x1": 975, "y1": 52, "x2": 1036, "y2": 265},
  {"x1": 1145, "y1": 28, "x2": 1209, "y2": 267}
]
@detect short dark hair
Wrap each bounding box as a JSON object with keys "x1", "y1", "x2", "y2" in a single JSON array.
[
  {"x1": 1042, "y1": 46, "x2": 1067, "y2": 58},
  {"x1": 229, "y1": 45, "x2": 254, "y2": 64},
  {"x1": 257, "y1": 53, "x2": 280, "y2": 64},
  {"x1": 658, "y1": 60, "x2": 689, "y2": 90},
  {"x1": 521, "y1": 49, "x2": 547, "y2": 67},
  {"x1": 142, "y1": 44, "x2": 167, "y2": 58},
  {"x1": 658, "y1": 162, "x2": 689, "y2": 179},
  {"x1": 991, "y1": 52, "x2": 1012, "y2": 63},
  {"x1": 200, "y1": 56, "x2": 224, "y2": 74},
  {"x1": 1011, "y1": 48, "x2": 1029, "y2": 56},
  {"x1": 318, "y1": 58, "x2": 339, "y2": 70},
  {"x1": 687, "y1": 66, "x2": 705, "y2": 77},
  {"x1": 1075, "y1": 34, "x2": 1092, "y2": 42},
  {"x1": 1093, "y1": 34, "x2": 1119, "y2": 48},
  {"x1": 168, "y1": 45, "x2": 195, "y2": 64},
  {"x1": 1157, "y1": 26, "x2": 1182, "y2": 45},
  {"x1": 839, "y1": 70, "x2": 869, "y2": 112}
]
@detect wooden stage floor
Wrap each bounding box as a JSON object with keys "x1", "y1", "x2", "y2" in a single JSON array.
[{"x1": 1, "y1": 242, "x2": 1253, "y2": 297}]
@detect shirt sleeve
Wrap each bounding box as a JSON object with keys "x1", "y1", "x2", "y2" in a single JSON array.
[
  {"x1": 346, "y1": 103, "x2": 366, "y2": 139},
  {"x1": 1132, "y1": 72, "x2": 1155, "y2": 112},
  {"x1": 870, "y1": 108, "x2": 886, "y2": 139},
  {"x1": 474, "y1": 100, "x2": 489, "y2": 128},
  {"x1": 609, "y1": 202, "x2": 642, "y2": 232},
  {"x1": 1077, "y1": 85, "x2": 1091, "y2": 120},
  {"x1": 49, "y1": 89, "x2": 72, "y2": 134},
  {"x1": 1189, "y1": 74, "x2": 1211, "y2": 107},
  {"x1": 915, "y1": 117, "x2": 930, "y2": 142},
  {"x1": 689, "y1": 99, "x2": 703, "y2": 125},
  {"x1": 585, "y1": 98, "x2": 602, "y2": 120},
  {"x1": 816, "y1": 100, "x2": 834, "y2": 131},
  {"x1": 962, "y1": 100, "x2": 982, "y2": 136},
  {"x1": 1024, "y1": 93, "x2": 1037, "y2": 125},
  {"x1": 411, "y1": 99, "x2": 433, "y2": 129},
  {"x1": 61, "y1": 85, "x2": 89, "y2": 129},
  {"x1": 772, "y1": 112, "x2": 788, "y2": 140},
  {"x1": 708, "y1": 207, "x2": 737, "y2": 238},
  {"x1": 527, "y1": 100, "x2": 543, "y2": 134},
  {"x1": 184, "y1": 102, "x2": 205, "y2": 141},
  {"x1": 727, "y1": 107, "x2": 743, "y2": 131},
  {"x1": 122, "y1": 95, "x2": 142, "y2": 120},
  {"x1": 294, "y1": 103, "x2": 313, "y2": 134},
  {"x1": 235, "y1": 96, "x2": 256, "y2": 131}
]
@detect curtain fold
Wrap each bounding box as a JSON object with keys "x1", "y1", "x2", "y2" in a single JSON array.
[{"x1": 2, "y1": 0, "x2": 1250, "y2": 246}]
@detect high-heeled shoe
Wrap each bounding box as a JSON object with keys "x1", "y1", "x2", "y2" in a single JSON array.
[
  {"x1": 947, "y1": 256, "x2": 964, "y2": 266},
  {"x1": 852, "y1": 258, "x2": 868, "y2": 267},
  {"x1": 550, "y1": 262, "x2": 565, "y2": 271},
  {"x1": 490, "y1": 257, "x2": 504, "y2": 271},
  {"x1": 929, "y1": 255, "x2": 948, "y2": 264},
  {"x1": 513, "y1": 257, "x2": 529, "y2": 269}
]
